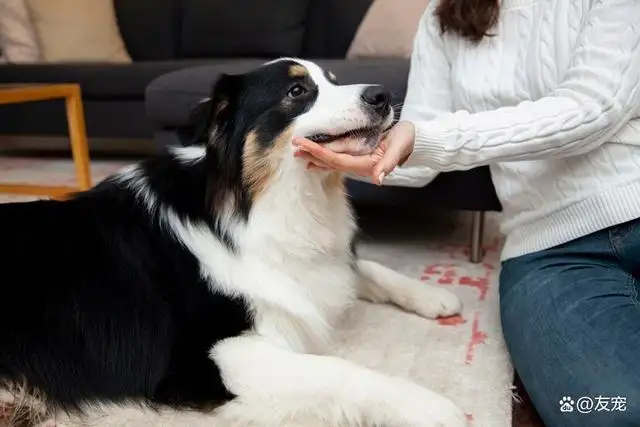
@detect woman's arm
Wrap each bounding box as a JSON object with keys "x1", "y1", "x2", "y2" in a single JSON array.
[
  {"x1": 400, "y1": 3, "x2": 454, "y2": 123},
  {"x1": 403, "y1": 0, "x2": 640, "y2": 172}
]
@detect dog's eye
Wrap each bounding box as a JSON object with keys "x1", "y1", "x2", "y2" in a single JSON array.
[{"x1": 287, "y1": 84, "x2": 307, "y2": 98}]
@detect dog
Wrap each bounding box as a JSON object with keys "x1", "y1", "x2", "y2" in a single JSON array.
[{"x1": 0, "y1": 58, "x2": 467, "y2": 427}]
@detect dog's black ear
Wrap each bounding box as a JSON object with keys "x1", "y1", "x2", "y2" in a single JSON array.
[
  {"x1": 176, "y1": 96, "x2": 213, "y2": 146},
  {"x1": 179, "y1": 73, "x2": 240, "y2": 146},
  {"x1": 182, "y1": 96, "x2": 213, "y2": 146}
]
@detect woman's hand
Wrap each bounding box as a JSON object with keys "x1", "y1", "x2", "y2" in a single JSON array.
[{"x1": 293, "y1": 121, "x2": 416, "y2": 186}]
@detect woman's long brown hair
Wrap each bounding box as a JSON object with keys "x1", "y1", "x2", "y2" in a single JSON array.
[{"x1": 434, "y1": 0, "x2": 501, "y2": 42}]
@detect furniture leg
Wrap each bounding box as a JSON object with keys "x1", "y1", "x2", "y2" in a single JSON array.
[
  {"x1": 469, "y1": 211, "x2": 485, "y2": 263},
  {"x1": 65, "y1": 86, "x2": 92, "y2": 191}
]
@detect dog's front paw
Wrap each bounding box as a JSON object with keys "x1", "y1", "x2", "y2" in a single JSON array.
[
  {"x1": 422, "y1": 404, "x2": 469, "y2": 427},
  {"x1": 382, "y1": 379, "x2": 468, "y2": 427},
  {"x1": 402, "y1": 395, "x2": 469, "y2": 427},
  {"x1": 409, "y1": 285, "x2": 462, "y2": 319}
]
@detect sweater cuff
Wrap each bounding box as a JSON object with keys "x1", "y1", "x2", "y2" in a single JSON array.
[
  {"x1": 402, "y1": 121, "x2": 452, "y2": 170},
  {"x1": 345, "y1": 167, "x2": 438, "y2": 188}
]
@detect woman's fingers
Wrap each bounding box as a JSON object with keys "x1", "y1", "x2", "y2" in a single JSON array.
[
  {"x1": 292, "y1": 122, "x2": 414, "y2": 185},
  {"x1": 292, "y1": 137, "x2": 328, "y2": 156},
  {"x1": 293, "y1": 137, "x2": 375, "y2": 176},
  {"x1": 295, "y1": 151, "x2": 331, "y2": 169},
  {"x1": 293, "y1": 137, "x2": 346, "y2": 166},
  {"x1": 371, "y1": 135, "x2": 412, "y2": 185},
  {"x1": 307, "y1": 163, "x2": 330, "y2": 171}
]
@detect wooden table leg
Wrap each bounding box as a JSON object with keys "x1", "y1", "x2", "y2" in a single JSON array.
[{"x1": 65, "y1": 87, "x2": 92, "y2": 191}]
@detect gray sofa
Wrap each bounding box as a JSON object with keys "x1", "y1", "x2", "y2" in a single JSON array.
[{"x1": 0, "y1": 0, "x2": 501, "y2": 261}]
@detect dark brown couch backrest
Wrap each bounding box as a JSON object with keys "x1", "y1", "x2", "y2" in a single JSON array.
[
  {"x1": 301, "y1": 0, "x2": 373, "y2": 58},
  {"x1": 178, "y1": 0, "x2": 311, "y2": 59},
  {"x1": 113, "y1": 0, "x2": 180, "y2": 61},
  {"x1": 113, "y1": 0, "x2": 374, "y2": 61}
]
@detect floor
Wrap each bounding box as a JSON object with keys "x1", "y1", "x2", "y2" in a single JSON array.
[
  {"x1": 513, "y1": 375, "x2": 545, "y2": 427},
  {"x1": 0, "y1": 145, "x2": 546, "y2": 427}
]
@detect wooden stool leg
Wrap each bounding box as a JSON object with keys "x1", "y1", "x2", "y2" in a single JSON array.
[{"x1": 65, "y1": 88, "x2": 92, "y2": 191}]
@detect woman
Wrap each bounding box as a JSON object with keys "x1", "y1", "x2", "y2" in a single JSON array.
[{"x1": 293, "y1": 0, "x2": 640, "y2": 426}]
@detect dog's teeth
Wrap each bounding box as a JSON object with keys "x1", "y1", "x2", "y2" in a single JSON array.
[
  {"x1": 308, "y1": 126, "x2": 383, "y2": 144},
  {"x1": 309, "y1": 134, "x2": 332, "y2": 143}
]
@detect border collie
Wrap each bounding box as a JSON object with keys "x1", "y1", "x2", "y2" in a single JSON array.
[{"x1": 0, "y1": 58, "x2": 467, "y2": 427}]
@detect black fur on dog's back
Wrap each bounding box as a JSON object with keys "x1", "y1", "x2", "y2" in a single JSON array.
[{"x1": 0, "y1": 153, "x2": 251, "y2": 412}]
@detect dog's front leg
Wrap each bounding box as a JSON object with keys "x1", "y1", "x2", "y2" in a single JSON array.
[
  {"x1": 210, "y1": 335, "x2": 467, "y2": 427},
  {"x1": 355, "y1": 260, "x2": 461, "y2": 319}
]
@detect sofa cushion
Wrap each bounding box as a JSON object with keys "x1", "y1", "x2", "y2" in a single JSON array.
[
  {"x1": 347, "y1": 0, "x2": 430, "y2": 59},
  {"x1": 0, "y1": 60, "x2": 220, "y2": 100},
  {"x1": 0, "y1": 0, "x2": 41, "y2": 63},
  {"x1": 179, "y1": 0, "x2": 310, "y2": 58},
  {"x1": 113, "y1": 0, "x2": 178, "y2": 61},
  {"x1": 145, "y1": 58, "x2": 409, "y2": 129},
  {"x1": 25, "y1": 0, "x2": 132, "y2": 63},
  {"x1": 146, "y1": 59, "x2": 267, "y2": 128}
]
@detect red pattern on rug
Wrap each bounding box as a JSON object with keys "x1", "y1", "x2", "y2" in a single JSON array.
[{"x1": 418, "y1": 235, "x2": 505, "y2": 425}]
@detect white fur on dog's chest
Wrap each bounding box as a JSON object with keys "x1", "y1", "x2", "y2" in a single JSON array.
[
  {"x1": 172, "y1": 213, "x2": 357, "y2": 354},
  {"x1": 250, "y1": 255, "x2": 357, "y2": 354},
  {"x1": 169, "y1": 171, "x2": 360, "y2": 355},
  {"x1": 239, "y1": 176, "x2": 358, "y2": 353}
]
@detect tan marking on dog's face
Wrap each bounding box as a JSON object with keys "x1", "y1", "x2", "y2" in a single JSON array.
[
  {"x1": 288, "y1": 64, "x2": 308, "y2": 77},
  {"x1": 242, "y1": 128, "x2": 292, "y2": 201}
]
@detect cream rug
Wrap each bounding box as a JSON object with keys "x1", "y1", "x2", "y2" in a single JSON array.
[{"x1": 0, "y1": 156, "x2": 513, "y2": 427}]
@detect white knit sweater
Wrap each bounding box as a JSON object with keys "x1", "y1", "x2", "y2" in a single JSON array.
[{"x1": 392, "y1": 0, "x2": 640, "y2": 261}]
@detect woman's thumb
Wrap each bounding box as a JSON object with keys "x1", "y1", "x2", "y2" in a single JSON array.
[{"x1": 372, "y1": 141, "x2": 407, "y2": 185}]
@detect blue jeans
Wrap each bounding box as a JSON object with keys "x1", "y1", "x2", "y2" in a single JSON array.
[{"x1": 500, "y1": 218, "x2": 640, "y2": 427}]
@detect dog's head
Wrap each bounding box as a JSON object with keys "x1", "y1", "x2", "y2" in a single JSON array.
[{"x1": 187, "y1": 58, "x2": 394, "y2": 210}]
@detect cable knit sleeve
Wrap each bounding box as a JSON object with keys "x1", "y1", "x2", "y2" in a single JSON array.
[
  {"x1": 400, "y1": 3, "x2": 454, "y2": 123},
  {"x1": 403, "y1": 0, "x2": 640, "y2": 171}
]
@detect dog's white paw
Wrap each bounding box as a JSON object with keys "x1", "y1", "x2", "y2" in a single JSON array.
[
  {"x1": 382, "y1": 379, "x2": 468, "y2": 427},
  {"x1": 408, "y1": 285, "x2": 462, "y2": 319},
  {"x1": 401, "y1": 394, "x2": 469, "y2": 427}
]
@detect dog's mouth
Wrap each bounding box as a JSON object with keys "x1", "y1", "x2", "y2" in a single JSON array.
[
  {"x1": 305, "y1": 125, "x2": 387, "y2": 156},
  {"x1": 306, "y1": 123, "x2": 392, "y2": 156},
  {"x1": 307, "y1": 125, "x2": 383, "y2": 145}
]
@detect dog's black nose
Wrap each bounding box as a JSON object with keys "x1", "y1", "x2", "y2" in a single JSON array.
[{"x1": 361, "y1": 85, "x2": 391, "y2": 114}]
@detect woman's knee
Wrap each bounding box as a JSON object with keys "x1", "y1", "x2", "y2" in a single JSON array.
[
  {"x1": 500, "y1": 277, "x2": 640, "y2": 427},
  {"x1": 498, "y1": 259, "x2": 557, "y2": 358},
  {"x1": 499, "y1": 250, "x2": 640, "y2": 427}
]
